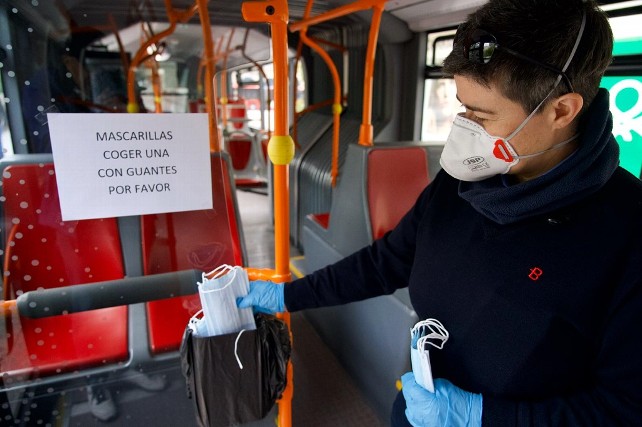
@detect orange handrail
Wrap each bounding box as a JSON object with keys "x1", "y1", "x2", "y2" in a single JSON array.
[
  {"x1": 242, "y1": 2, "x2": 294, "y2": 426},
  {"x1": 197, "y1": 0, "x2": 221, "y2": 152},
  {"x1": 359, "y1": 1, "x2": 384, "y2": 146},
  {"x1": 219, "y1": 30, "x2": 236, "y2": 130},
  {"x1": 141, "y1": 23, "x2": 164, "y2": 113},
  {"x1": 292, "y1": 0, "x2": 343, "y2": 187},
  {"x1": 290, "y1": 0, "x2": 387, "y2": 147},
  {"x1": 1, "y1": 300, "x2": 16, "y2": 320},
  {"x1": 108, "y1": 14, "x2": 130, "y2": 72},
  {"x1": 126, "y1": 0, "x2": 198, "y2": 113},
  {"x1": 289, "y1": 0, "x2": 382, "y2": 32}
]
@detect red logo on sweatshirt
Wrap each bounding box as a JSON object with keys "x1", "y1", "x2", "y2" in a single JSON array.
[{"x1": 528, "y1": 267, "x2": 543, "y2": 281}]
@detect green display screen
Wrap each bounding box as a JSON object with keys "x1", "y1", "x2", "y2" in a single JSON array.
[
  {"x1": 600, "y1": 76, "x2": 642, "y2": 178},
  {"x1": 600, "y1": 29, "x2": 642, "y2": 178}
]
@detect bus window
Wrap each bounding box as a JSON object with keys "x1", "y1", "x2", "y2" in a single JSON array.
[
  {"x1": 234, "y1": 66, "x2": 272, "y2": 131},
  {"x1": 139, "y1": 61, "x2": 189, "y2": 113},
  {"x1": 0, "y1": 77, "x2": 12, "y2": 156},
  {"x1": 231, "y1": 60, "x2": 307, "y2": 134},
  {"x1": 421, "y1": 30, "x2": 460, "y2": 141},
  {"x1": 601, "y1": 12, "x2": 642, "y2": 177},
  {"x1": 294, "y1": 59, "x2": 308, "y2": 116}
]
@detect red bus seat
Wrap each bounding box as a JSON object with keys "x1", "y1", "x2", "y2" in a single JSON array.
[
  {"x1": 367, "y1": 148, "x2": 430, "y2": 239},
  {"x1": 141, "y1": 153, "x2": 245, "y2": 355},
  {"x1": 1, "y1": 162, "x2": 128, "y2": 383},
  {"x1": 227, "y1": 133, "x2": 253, "y2": 171},
  {"x1": 304, "y1": 144, "x2": 430, "y2": 254},
  {"x1": 309, "y1": 212, "x2": 330, "y2": 230},
  {"x1": 228, "y1": 98, "x2": 247, "y2": 130},
  {"x1": 300, "y1": 143, "x2": 430, "y2": 415},
  {"x1": 224, "y1": 130, "x2": 268, "y2": 188}
]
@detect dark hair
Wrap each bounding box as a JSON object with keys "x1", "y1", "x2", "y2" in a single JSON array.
[{"x1": 442, "y1": 0, "x2": 613, "y2": 115}]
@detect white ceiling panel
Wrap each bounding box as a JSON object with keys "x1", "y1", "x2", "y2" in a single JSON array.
[{"x1": 386, "y1": 0, "x2": 488, "y2": 31}]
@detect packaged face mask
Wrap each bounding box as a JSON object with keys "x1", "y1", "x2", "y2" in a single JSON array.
[
  {"x1": 197, "y1": 265, "x2": 256, "y2": 337},
  {"x1": 410, "y1": 319, "x2": 449, "y2": 393}
]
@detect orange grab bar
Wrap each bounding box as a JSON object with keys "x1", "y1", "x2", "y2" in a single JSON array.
[
  {"x1": 108, "y1": 14, "x2": 130, "y2": 71},
  {"x1": 308, "y1": 35, "x2": 348, "y2": 53},
  {"x1": 220, "y1": 28, "x2": 237, "y2": 130},
  {"x1": 294, "y1": 0, "x2": 343, "y2": 186},
  {"x1": 196, "y1": 0, "x2": 221, "y2": 152},
  {"x1": 126, "y1": 0, "x2": 198, "y2": 113},
  {"x1": 359, "y1": 1, "x2": 384, "y2": 146},
  {"x1": 141, "y1": 23, "x2": 164, "y2": 113},
  {"x1": 1, "y1": 300, "x2": 16, "y2": 320},
  {"x1": 290, "y1": 0, "x2": 387, "y2": 147},
  {"x1": 242, "y1": 2, "x2": 294, "y2": 426},
  {"x1": 290, "y1": 0, "x2": 312, "y2": 149},
  {"x1": 290, "y1": 0, "x2": 383, "y2": 32}
]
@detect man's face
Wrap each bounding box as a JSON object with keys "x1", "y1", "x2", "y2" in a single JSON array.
[{"x1": 453, "y1": 74, "x2": 566, "y2": 181}]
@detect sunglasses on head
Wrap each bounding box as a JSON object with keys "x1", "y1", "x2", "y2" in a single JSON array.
[{"x1": 457, "y1": 28, "x2": 575, "y2": 93}]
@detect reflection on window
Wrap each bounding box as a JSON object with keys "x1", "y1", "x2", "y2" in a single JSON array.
[
  {"x1": 0, "y1": 78, "x2": 13, "y2": 156},
  {"x1": 426, "y1": 29, "x2": 456, "y2": 67},
  {"x1": 421, "y1": 78, "x2": 459, "y2": 142}
]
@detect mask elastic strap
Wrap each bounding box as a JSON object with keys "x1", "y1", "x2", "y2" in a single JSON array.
[
  {"x1": 198, "y1": 264, "x2": 235, "y2": 286},
  {"x1": 417, "y1": 334, "x2": 447, "y2": 351},
  {"x1": 514, "y1": 133, "x2": 580, "y2": 160},
  {"x1": 411, "y1": 319, "x2": 449, "y2": 348},
  {"x1": 506, "y1": 11, "x2": 586, "y2": 141},
  {"x1": 234, "y1": 329, "x2": 247, "y2": 369},
  {"x1": 199, "y1": 268, "x2": 238, "y2": 294}
]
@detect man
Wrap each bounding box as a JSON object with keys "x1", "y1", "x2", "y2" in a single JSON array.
[{"x1": 239, "y1": 0, "x2": 642, "y2": 425}]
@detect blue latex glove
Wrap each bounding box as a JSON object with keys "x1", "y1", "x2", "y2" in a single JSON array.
[
  {"x1": 236, "y1": 280, "x2": 285, "y2": 314},
  {"x1": 401, "y1": 373, "x2": 482, "y2": 427}
]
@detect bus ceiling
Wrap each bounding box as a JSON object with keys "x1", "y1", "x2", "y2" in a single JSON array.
[{"x1": 18, "y1": 0, "x2": 505, "y2": 44}]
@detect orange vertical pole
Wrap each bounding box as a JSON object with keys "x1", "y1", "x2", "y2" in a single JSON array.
[
  {"x1": 197, "y1": 0, "x2": 221, "y2": 152},
  {"x1": 242, "y1": 2, "x2": 294, "y2": 426},
  {"x1": 294, "y1": 0, "x2": 343, "y2": 186},
  {"x1": 358, "y1": 2, "x2": 383, "y2": 146}
]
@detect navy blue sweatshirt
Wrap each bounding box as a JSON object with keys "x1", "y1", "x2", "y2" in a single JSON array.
[{"x1": 284, "y1": 90, "x2": 642, "y2": 425}]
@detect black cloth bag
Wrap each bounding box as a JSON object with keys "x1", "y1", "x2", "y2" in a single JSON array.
[{"x1": 180, "y1": 313, "x2": 291, "y2": 427}]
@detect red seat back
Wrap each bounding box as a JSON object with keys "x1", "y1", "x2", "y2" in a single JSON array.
[
  {"x1": 367, "y1": 148, "x2": 429, "y2": 239},
  {"x1": 141, "y1": 154, "x2": 244, "y2": 354},
  {"x1": 227, "y1": 134, "x2": 253, "y2": 171},
  {"x1": 1, "y1": 163, "x2": 128, "y2": 382},
  {"x1": 228, "y1": 98, "x2": 247, "y2": 130}
]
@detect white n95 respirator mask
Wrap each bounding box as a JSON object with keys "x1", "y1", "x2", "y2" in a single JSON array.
[{"x1": 439, "y1": 113, "x2": 578, "y2": 182}]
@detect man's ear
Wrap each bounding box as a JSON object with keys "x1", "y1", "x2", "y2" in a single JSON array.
[{"x1": 550, "y1": 92, "x2": 584, "y2": 129}]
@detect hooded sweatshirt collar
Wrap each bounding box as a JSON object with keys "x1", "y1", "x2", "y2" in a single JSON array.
[{"x1": 457, "y1": 88, "x2": 620, "y2": 224}]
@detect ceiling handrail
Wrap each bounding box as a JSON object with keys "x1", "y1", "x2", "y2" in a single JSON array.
[
  {"x1": 126, "y1": 0, "x2": 198, "y2": 114},
  {"x1": 290, "y1": 0, "x2": 387, "y2": 147}
]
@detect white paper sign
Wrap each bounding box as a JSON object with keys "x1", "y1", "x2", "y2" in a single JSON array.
[{"x1": 48, "y1": 113, "x2": 213, "y2": 221}]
